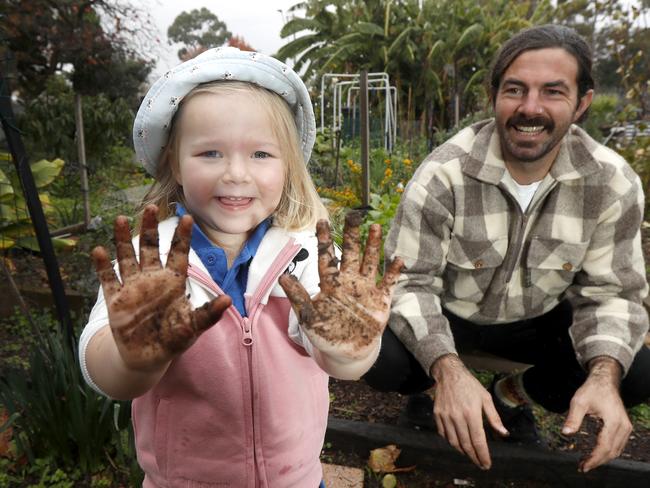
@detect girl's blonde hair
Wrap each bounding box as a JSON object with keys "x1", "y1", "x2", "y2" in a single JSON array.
[{"x1": 137, "y1": 81, "x2": 327, "y2": 231}]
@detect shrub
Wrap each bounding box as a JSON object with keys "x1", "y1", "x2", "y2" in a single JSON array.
[
  {"x1": 582, "y1": 93, "x2": 620, "y2": 142},
  {"x1": 0, "y1": 311, "x2": 142, "y2": 485},
  {"x1": 616, "y1": 134, "x2": 650, "y2": 218}
]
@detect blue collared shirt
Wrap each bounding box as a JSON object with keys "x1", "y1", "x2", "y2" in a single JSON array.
[{"x1": 176, "y1": 205, "x2": 271, "y2": 317}]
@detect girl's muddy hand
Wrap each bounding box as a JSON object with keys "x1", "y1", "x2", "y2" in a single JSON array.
[
  {"x1": 279, "y1": 211, "x2": 404, "y2": 359},
  {"x1": 91, "y1": 204, "x2": 231, "y2": 371}
]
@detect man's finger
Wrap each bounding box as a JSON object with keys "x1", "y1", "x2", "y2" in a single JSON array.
[
  {"x1": 452, "y1": 418, "x2": 483, "y2": 469},
  {"x1": 613, "y1": 420, "x2": 633, "y2": 458},
  {"x1": 581, "y1": 418, "x2": 631, "y2": 473},
  {"x1": 441, "y1": 418, "x2": 463, "y2": 455},
  {"x1": 483, "y1": 397, "x2": 509, "y2": 437},
  {"x1": 279, "y1": 274, "x2": 317, "y2": 327},
  {"x1": 580, "y1": 423, "x2": 616, "y2": 473},
  {"x1": 468, "y1": 418, "x2": 492, "y2": 470},
  {"x1": 192, "y1": 295, "x2": 232, "y2": 333},
  {"x1": 114, "y1": 215, "x2": 138, "y2": 282},
  {"x1": 608, "y1": 417, "x2": 632, "y2": 462},
  {"x1": 360, "y1": 223, "x2": 382, "y2": 278},
  {"x1": 166, "y1": 214, "x2": 193, "y2": 276},
  {"x1": 92, "y1": 246, "x2": 121, "y2": 300},
  {"x1": 139, "y1": 204, "x2": 162, "y2": 272},
  {"x1": 562, "y1": 401, "x2": 587, "y2": 436},
  {"x1": 316, "y1": 219, "x2": 339, "y2": 294},
  {"x1": 434, "y1": 414, "x2": 446, "y2": 439},
  {"x1": 340, "y1": 211, "x2": 362, "y2": 273}
]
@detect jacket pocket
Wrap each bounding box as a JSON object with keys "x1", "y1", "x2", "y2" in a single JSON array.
[
  {"x1": 525, "y1": 237, "x2": 589, "y2": 291},
  {"x1": 445, "y1": 235, "x2": 507, "y2": 303}
]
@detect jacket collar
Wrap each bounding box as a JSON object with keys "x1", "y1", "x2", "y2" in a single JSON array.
[{"x1": 156, "y1": 216, "x2": 313, "y2": 303}]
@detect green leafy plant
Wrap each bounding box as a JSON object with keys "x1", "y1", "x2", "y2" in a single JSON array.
[
  {"x1": 19, "y1": 75, "x2": 135, "y2": 173},
  {"x1": 0, "y1": 311, "x2": 142, "y2": 483},
  {"x1": 363, "y1": 192, "x2": 402, "y2": 240},
  {"x1": 0, "y1": 155, "x2": 76, "y2": 254},
  {"x1": 328, "y1": 191, "x2": 402, "y2": 276},
  {"x1": 309, "y1": 127, "x2": 337, "y2": 189},
  {"x1": 614, "y1": 134, "x2": 650, "y2": 217}
]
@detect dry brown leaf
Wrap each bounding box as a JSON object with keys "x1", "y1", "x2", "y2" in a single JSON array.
[
  {"x1": 368, "y1": 444, "x2": 401, "y2": 473},
  {"x1": 368, "y1": 444, "x2": 417, "y2": 474}
]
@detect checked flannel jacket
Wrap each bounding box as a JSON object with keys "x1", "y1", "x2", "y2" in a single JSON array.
[{"x1": 386, "y1": 119, "x2": 649, "y2": 377}]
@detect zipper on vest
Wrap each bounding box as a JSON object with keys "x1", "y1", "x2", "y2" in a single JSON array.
[
  {"x1": 240, "y1": 241, "x2": 300, "y2": 348},
  {"x1": 188, "y1": 239, "x2": 304, "y2": 486},
  {"x1": 242, "y1": 317, "x2": 253, "y2": 346}
]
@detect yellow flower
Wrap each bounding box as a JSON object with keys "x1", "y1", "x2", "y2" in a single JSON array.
[
  {"x1": 403, "y1": 158, "x2": 412, "y2": 166},
  {"x1": 384, "y1": 168, "x2": 393, "y2": 178},
  {"x1": 384, "y1": 158, "x2": 391, "y2": 165}
]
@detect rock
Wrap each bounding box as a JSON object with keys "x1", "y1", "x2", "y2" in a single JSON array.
[{"x1": 322, "y1": 463, "x2": 364, "y2": 488}]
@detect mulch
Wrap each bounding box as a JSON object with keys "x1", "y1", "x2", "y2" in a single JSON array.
[
  {"x1": 327, "y1": 378, "x2": 650, "y2": 486},
  {"x1": 328, "y1": 378, "x2": 650, "y2": 462}
]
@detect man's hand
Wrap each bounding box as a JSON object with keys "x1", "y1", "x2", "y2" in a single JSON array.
[
  {"x1": 562, "y1": 356, "x2": 632, "y2": 473},
  {"x1": 91, "y1": 204, "x2": 231, "y2": 372},
  {"x1": 430, "y1": 354, "x2": 509, "y2": 470},
  {"x1": 278, "y1": 211, "x2": 403, "y2": 361}
]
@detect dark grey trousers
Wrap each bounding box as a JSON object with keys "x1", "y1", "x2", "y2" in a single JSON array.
[{"x1": 363, "y1": 301, "x2": 650, "y2": 413}]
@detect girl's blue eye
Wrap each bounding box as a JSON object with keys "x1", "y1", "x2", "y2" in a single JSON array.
[
  {"x1": 201, "y1": 150, "x2": 222, "y2": 158},
  {"x1": 253, "y1": 151, "x2": 270, "y2": 159}
]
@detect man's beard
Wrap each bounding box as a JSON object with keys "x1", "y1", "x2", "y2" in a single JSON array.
[{"x1": 496, "y1": 111, "x2": 574, "y2": 164}]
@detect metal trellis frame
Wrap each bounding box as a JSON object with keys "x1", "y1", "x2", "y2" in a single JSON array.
[{"x1": 319, "y1": 72, "x2": 398, "y2": 152}]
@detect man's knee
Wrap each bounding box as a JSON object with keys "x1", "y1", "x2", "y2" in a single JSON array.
[
  {"x1": 621, "y1": 346, "x2": 650, "y2": 407},
  {"x1": 362, "y1": 328, "x2": 433, "y2": 394}
]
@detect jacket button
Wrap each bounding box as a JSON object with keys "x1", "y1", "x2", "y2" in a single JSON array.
[
  {"x1": 562, "y1": 262, "x2": 573, "y2": 271},
  {"x1": 474, "y1": 260, "x2": 484, "y2": 269}
]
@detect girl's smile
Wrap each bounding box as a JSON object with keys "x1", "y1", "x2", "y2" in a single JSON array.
[{"x1": 216, "y1": 196, "x2": 253, "y2": 209}]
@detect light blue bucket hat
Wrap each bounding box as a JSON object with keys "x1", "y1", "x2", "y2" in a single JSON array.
[{"x1": 133, "y1": 47, "x2": 316, "y2": 176}]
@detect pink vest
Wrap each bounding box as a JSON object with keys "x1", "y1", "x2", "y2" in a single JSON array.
[{"x1": 132, "y1": 239, "x2": 329, "y2": 487}]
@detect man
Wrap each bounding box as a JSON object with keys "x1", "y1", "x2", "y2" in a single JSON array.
[{"x1": 364, "y1": 24, "x2": 650, "y2": 473}]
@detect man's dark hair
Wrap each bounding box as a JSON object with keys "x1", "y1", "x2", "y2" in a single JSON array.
[{"x1": 489, "y1": 24, "x2": 594, "y2": 104}]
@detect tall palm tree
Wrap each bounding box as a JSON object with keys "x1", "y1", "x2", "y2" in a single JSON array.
[
  {"x1": 277, "y1": 0, "x2": 553, "y2": 134},
  {"x1": 276, "y1": 1, "x2": 353, "y2": 82}
]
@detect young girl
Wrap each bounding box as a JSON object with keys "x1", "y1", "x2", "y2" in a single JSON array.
[{"x1": 79, "y1": 47, "x2": 403, "y2": 488}]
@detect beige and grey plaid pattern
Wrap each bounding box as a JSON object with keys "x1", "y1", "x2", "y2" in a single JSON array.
[{"x1": 386, "y1": 119, "x2": 649, "y2": 376}]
